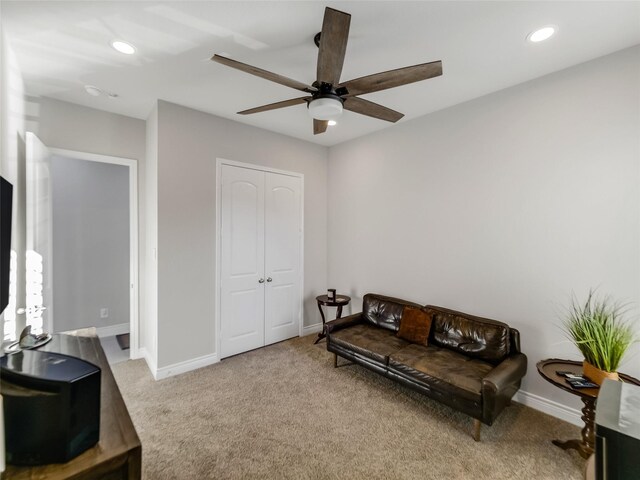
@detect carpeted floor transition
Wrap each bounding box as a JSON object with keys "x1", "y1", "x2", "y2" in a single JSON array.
[{"x1": 112, "y1": 335, "x2": 585, "y2": 480}]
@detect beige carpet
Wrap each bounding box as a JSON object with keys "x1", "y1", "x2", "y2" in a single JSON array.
[{"x1": 112, "y1": 335, "x2": 585, "y2": 480}]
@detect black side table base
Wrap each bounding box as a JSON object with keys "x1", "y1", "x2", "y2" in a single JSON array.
[{"x1": 314, "y1": 295, "x2": 350, "y2": 345}]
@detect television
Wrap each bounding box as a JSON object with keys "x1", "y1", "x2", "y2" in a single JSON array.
[{"x1": 1, "y1": 175, "x2": 13, "y2": 315}]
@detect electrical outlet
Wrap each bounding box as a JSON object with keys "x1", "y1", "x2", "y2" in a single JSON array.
[{"x1": 100, "y1": 308, "x2": 109, "y2": 319}]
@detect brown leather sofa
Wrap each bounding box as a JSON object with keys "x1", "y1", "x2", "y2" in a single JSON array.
[{"x1": 326, "y1": 293, "x2": 527, "y2": 440}]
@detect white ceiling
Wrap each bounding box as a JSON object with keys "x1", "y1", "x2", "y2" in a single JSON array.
[{"x1": 2, "y1": 1, "x2": 639, "y2": 146}]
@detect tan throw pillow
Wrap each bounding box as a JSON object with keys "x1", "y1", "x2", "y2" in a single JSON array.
[{"x1": 397, "y1": 306, "x2": 433, "y2": 346}]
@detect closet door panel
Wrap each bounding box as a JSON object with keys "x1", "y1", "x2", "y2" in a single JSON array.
[
  {"x1": 264, "y1": 172, "x2": 302, "y2": 345},
  {"x1": 220, "y1": 165, "x2": 265, "y2": 359}
]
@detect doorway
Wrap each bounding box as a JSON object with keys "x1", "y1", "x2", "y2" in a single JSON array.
[{"x1": 25, "y1": 133, "x2": 139, "y2": 361}]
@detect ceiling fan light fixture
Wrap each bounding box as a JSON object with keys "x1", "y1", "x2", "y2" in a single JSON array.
[
  {"x1": 308, "y1": 97, "x2": 343, "y2": 121},
  {"x1": 527, "y1": 25, "x2": 557, "y2": 43}
]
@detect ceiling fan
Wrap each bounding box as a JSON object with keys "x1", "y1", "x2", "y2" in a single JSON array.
[{"x1": 211, "y1": 7, "x2": 442, "y2": 135}]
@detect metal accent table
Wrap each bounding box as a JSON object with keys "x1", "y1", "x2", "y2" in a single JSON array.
[
  {"x1": 536, "y1": 358, "x2": 640, "y2": 459},
  {"x1": 314, "y1": 294, "x2": 351, "y2": 344}
]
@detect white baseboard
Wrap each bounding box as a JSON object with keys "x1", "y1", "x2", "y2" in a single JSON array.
[
  {"x1": 513, "y1": 389, "x2": 581, "y2": 427},
  {"x1": 154, "y1": 352, "x2": 219, "y2": 380},
  {"x1": 302, "y1": 323, "x2": 322, "y2": 336},
  {"x1": 95, "y1": 323, "x2": 129, "y2": 338}
]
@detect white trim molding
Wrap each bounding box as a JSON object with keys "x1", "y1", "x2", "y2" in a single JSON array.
[
  {"x1": 95, "y1": 322, "x2": 129, "y2": 338},
  {"x1": 302, "y1": 323, "x2": 323, "y2": 336},
  {"x1": 153, "y1": 353, "x2": 220, "y2": 381},
  {"x1": 139, "y1": 347, "x2": 157, "y2": 377},
  {"x1": 513, "y1": 389, "x2": 581, "y2": 427}
]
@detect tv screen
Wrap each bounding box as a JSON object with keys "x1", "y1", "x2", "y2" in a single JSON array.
[{"x1": 1, "y1": 175, "x2": 13, "y2": 315}]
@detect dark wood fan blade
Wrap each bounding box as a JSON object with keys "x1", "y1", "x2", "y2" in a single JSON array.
[
  {"x1": 212, "y1": 54, "x2": 315, "y2": 93},
  {"x1": 313, "y1": 119, "x2": 328, "y2": 135},
  {"x1": 343, "y1": 97, "x2": 404, "y2": 123},
  {"x1": 338, "y1": 61, "x2": 442, "y2": 97},
  {"x1": 316, "y1": 7, "x2": 351, "y2": 86},
  {"x1": 238, "y1": 97, "x2": 311, "y2": 115}
]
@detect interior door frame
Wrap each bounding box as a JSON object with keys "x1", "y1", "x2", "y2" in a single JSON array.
[
  {"x1": 49, "y1": 147, "x2": 140, "y2": 360},
  {"x1": 215, "y1": 158, "x2": 304, "y2": 359},
  {"x1": 25, "y1": 132, "x2": 54, "y2": 335}
]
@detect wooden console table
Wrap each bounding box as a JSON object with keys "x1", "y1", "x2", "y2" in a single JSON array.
[
  {"x1": 537, "y1": 358, "x2": 640, "y2": 459},
  {"x1": 2, "y1": 328, "x2": 141, "y2": 479}
]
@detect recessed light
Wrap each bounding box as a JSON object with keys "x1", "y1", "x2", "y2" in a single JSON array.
[
  {"x1": 84, "y1": 85, "x2": 102, "y2": 97},
  {"x1": 111, "y1": 40, "x2": 136, "y2": 55},
  {"x1": 328, "y1": 120, "x2": 337, "y2": 126},
  {"x1": 527, "y1": 25, "x2": 557, "y2": 43}
]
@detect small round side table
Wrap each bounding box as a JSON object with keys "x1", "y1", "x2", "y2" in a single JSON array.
[
  {"x1": 314, "y1": 294, "x2": 351, "y2": 344},
  {"x1": 537, "y1": 358, "x2": 640, "y2": 459}
]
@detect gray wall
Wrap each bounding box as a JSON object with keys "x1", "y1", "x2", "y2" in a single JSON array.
[
  {"x1": 155, "y1": 100, "x2": 329, "y2": 368},
  {"x1": 31, "y1": 96, "x2": 145, "y2": 161},
  {"x1": 51, "y1": 155, "x2": 129, "y2": 332},
  {"x1": 327, "y1": 46, "x2": 640, "y2": 412}
]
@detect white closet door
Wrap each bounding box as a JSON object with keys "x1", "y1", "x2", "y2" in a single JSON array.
[
  {"x1": 264, "y1": 172, "x2": 302, "y2": 345},
  {"x1": 220, "y1": 165, "x2": 265, "y2": 358}
]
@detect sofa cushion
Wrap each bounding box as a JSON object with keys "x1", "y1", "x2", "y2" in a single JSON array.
[
  {"x1": 425, "y1": 306, "x2": 510, "y2": 364},
  {"x1": 388, "y1": 343, "x2": 494, "y2": 399},
  {"x1": 330, "y1": 323, "x2": 410, "y2": 364},
  {"x1": 397, "y1": 307, "x2": 433, "y2": 346},
  {"x1": 363, "y1": 294, "x2": 422, "y2": 332}
]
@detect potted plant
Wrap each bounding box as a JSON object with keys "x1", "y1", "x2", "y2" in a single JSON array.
[{"x1": 562, "y1": 290, "x2": 637, "y2": 385}]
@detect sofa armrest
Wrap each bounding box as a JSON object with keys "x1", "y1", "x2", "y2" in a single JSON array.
[
  {"x1": 483, "y1": 353, "x2": 528, "y2": 393},
  {"x1": 325, "y1": 312, "x2": 363, "y2": 335},
  {"x1": 481, "y1": 353, "x2": 527, "y2": 425}
]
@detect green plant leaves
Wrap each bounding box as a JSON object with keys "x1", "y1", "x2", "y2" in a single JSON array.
[{"x1": 562, "y1": 290, "x2": 636, "y2": 372}]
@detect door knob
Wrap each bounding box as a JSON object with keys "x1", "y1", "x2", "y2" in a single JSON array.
[
  {"x1": 266, "y1": 277, "x2": 273, "y2": 282},
  {"x1": 258, "y1": 278, "x2": 265, "y2": 283}
]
